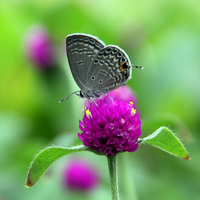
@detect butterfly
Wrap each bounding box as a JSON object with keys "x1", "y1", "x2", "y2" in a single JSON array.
[{"x1": 59, "y1": 33, "x2": 142, "y2": 103}]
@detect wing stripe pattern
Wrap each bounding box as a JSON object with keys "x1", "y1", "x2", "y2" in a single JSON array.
[{"x1": 85, "y1": 45, "x2": 132, "y2": 95}]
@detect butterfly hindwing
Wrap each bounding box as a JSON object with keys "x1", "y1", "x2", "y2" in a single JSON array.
[{"x1": 85, "y1": 45, "x2": 132, "y2": 96}]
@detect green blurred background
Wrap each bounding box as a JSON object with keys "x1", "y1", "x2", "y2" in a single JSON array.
[{"x1": 0, "y1": 0, "x2": 200, "y2": 199}]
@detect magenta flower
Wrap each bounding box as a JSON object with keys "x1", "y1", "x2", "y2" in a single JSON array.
[
  {"x1": 63, "y1": 158, "x2": 99, "y2": 192},
  {"x1": 24, "y1": 25, "x2": 54, "y2": 69},
  {"x1": 78, "y1": 96, "x2": 141, "y2": 157},
  {"x1": 107, "y1": 85, "x2": 137, "y2": 105}
]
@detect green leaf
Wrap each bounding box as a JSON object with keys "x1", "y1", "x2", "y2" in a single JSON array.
[
  {"x1": 140, "y1": 126, "x2": 190, "y2": 160},
  {"x1": 25, "y1": 145, "x2": 88, "y2": 188}
]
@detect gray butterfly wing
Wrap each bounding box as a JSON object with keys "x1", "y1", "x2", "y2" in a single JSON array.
[
  {"x1": 85, "y1": 45, "x2": 132, "y2": 96},
  {"x1": 66, "y1": 33, "x2": 105, "y2": 90}
]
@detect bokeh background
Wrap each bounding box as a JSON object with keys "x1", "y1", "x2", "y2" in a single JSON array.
[{"x1": 0, "y1": 0, "x2": 200, "y2": 199}]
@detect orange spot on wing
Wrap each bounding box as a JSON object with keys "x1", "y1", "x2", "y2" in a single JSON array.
[{"x1": 119, "y1": 62, "x2": 128, "y2": 79}]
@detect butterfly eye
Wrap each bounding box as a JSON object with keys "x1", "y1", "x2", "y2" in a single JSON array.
[{"x1": 80, "y1": 91, "x2": 84, "y2": 98}]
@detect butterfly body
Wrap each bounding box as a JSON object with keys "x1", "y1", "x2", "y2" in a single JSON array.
[{"x1": 61, "y1": 33, "x2": 133, "y2": 102}]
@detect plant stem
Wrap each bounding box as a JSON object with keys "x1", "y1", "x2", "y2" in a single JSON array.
[{"x1": 107, "y1": 155, "x2": 120, "y2": 200}]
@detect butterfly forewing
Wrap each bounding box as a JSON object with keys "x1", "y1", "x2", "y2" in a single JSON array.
[
  {"x1": 66, "y1": 33, "x2": 105, "y2": 90},
  {"x1": 85, "y1": 45, "x2": 132, "y2": 95}
]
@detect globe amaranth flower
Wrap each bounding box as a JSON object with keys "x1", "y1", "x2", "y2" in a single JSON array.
[
  {"x1": 24, "y1": 25, "x2": 55, "y2": 69},
  {"x1": 63, "y1": 158, "x2": 99, "y2": 192},
  {"x1": 78, "y1": 96, "x2": 141, "y2": 157}
]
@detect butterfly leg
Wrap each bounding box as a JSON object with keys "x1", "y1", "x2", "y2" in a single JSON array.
[{"x1": 90, "y1": 98, "x2": 98, "y2": 107}]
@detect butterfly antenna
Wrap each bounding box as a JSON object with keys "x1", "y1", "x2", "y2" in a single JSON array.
[
  {"x1": 132, "y1": 65, "x2": 144, "y2": 70},
  {"x1": 75, "y1": 97, "x2": 81, "y2": 105},
  {"x1": 75, "y1": 97, "x2": 83, "y2": 109},
  {"x1": 59, "y1": 91, "x2": 80, "y2": 103}
]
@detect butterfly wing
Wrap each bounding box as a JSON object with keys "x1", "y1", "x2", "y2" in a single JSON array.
[
  {"x1": 85, "y1": 45, "x2": 132, "y2": 96},
  {"x1": 66, "y1": 33, "x2": 105, "y2": 90}
]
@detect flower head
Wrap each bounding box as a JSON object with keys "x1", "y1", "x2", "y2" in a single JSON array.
[
  {"x1": 24, "y1": 25, "x2": 54, "y2": 69},
  {"x1": 63, "y1": 158, "x2": 99, "y2": 192},
  {"x1": 78, "y1": 96, "x2": 141, "y2": 157}
]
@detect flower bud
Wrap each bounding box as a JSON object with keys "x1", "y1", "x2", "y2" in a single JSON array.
[{"x1": 24, "y1": 25, "x2": 54, "y2": 69}]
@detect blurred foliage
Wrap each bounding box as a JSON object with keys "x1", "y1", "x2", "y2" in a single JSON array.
[{"x1": 0, "y1": 0, "x2": 200, "y2": 200}]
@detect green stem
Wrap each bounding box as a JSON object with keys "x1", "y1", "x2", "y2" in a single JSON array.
[{"x1": 107, "y1": 155, "x2": 120, "y2": 200}]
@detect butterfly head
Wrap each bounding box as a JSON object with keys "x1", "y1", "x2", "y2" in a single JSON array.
[{"x1": 77, "y1": 90, "x2": 100, "y2": 99}]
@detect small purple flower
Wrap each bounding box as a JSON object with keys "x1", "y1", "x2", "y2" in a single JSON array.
[
  {"x1": 24, "y1": 25, "x2": 54, "y2": 69},
  {"x1": 78, "y1": 96, "x2": 141, "y2": 157},
  {"x1": 107, "y1": 85, "x2": 137, "y2": 105},
  {"x1": 63, "y1": 158, "x2": 99, "y2": 192}
]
